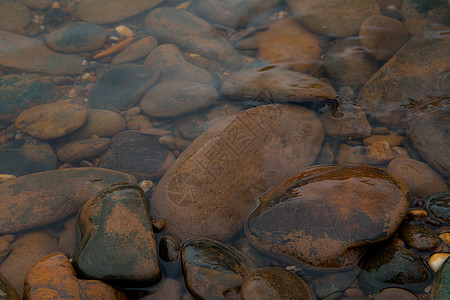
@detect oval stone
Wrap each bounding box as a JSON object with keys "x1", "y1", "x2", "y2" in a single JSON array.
[
  {"x1": 56, "y1": 138, "x2": 111, "y2": 164},
  {"x1": 15, "y1": 99, "x2": 88, "y2": 140},
  {"x1": 400, "y1": 224, "x2": 440, "y2": 252},
  {"x1": 66, "y1": 109, "x2": 126, "y2": 140},
  {"x1": 140, "y1": 81, "x2": 218, "y2": 118},
  {"x1": 182, "y1": 238, "x2": 255, "y2": 299},
  {"x1": 0, "y1": 167, "x2": 136, "y2": 235},
  {"x1": 150, "y1": 104, "x2": 324, "y2": 241},
  {"x1": 0, "y1": 2, "x2": 31, "y2": 32},
  {"x1": 245, "y1": 165, "x2": 410, "y2": 270}
]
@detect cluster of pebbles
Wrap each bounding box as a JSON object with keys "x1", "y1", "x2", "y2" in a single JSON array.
[{"x1": 0, "y1": 0, "x2": 449, "y2": 299}]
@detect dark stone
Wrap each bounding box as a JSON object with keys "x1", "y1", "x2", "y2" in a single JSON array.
[
  {"x1": 311, "y1": 268, "x2": 359, "y2": 299},
  {"x1": 99, "y1": 130, "x2": 175, "y2": 180},
  {"x1": 0, "y1": 137, "x2": 57, "y2": 176},
  {"x1": 73, "y1": 185, "x2": 160, "y2": 286},
  {"x1": 359, "y1": 245, "x2": 432, "y2": 294},
  {"x1": 425, "y1": 192, "x2": 450, "y2": 224},
  {"x1": 0, "y1": 74, "x2": 57, "y2": 124},
  {"x1": 182, "y1": 238, "x2": 256, "y2": 299},
  {"x1": 88, "y1": 64, "x2": 159, "y2": 110},
  {"x1": 432, "y1": 256, "x2": 450, "y2": 300},
  {"x1": 158, "y1": 235, "x2": 181, "y2": 278},
  {"x1": 400, "y1": 224, "x2": 440, "y2": 252}
]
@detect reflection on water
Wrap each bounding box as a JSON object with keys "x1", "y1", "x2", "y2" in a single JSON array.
[{"x1": 0, "y1": 0, "x2": 449, "y2": 299}]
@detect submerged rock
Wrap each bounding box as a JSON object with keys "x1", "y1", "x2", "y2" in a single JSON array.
[
  {"x1": 0, "y1": 167, "x2": 136, "y2": 235},
  {"x1": 245, "y1": 165, "x2": 410, "y2": 270},
  {"x1": 73, "y1": 185, "x2": 160, "y2": 286},
  {"x1": 150, "y1": 104, "x2": 324, "y2": 241}
]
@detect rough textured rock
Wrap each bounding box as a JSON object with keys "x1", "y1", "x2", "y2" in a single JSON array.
[
  {"x1": 255, "y1": 17, "x2": 320, "y2": 72},
  {"x1": 0, "y1": 74, "x2": 57, "y2": 124},
  {"x1": 359, "y1": 245, "x2": 432, "y2": 294},
  {"x1": 140, "y1": 81, "x2": 218, "y2": 118},
  {"x1": 182, "y1": 238, "x2": 255, "y2": 299},
  {"x1": 0, "y1": 2, "x2": 31, "y2": 32},
  {"x1": 76, "y1": 0, "x2": 164, "y2": 24},
  {"x1": 145, "y1": 7, "x2": 250, "y2": 70},
  {"x1": 0, "y1": 232, "x2": 60, "y2": 299},
  {"x1": 111, "y1": 36, "x2": 158, "y2": 65},
  {"x1": 359, "y1": 15, "x2": 408, "y2": 61},
  {"x1": 73, "y1": 185, "x2": 160, "y2": 286},
  {"x1": 425, "y1": 192, "x2": 450, "y2": 223},
  {"x1": 15, "y1": 99, "x2": 88, "y2": 140},
  {"x1": 0, "y1": 137, "x2": 57, "y2": 176},
  {"x1": 221, "y1": 67, "x2": 337, "y2": 103},
  {"x1": 144, "y1": 44, "x2": 220, "y2": 87},
  {"x1": 0, "y1": 167, "x2": 136, "y2": 235},
  {"x1": 150, "y1": 104, "x2": 324, "y2": 241},
  {"x1": 401, "y1": 0, "x2": 449, "y2": 37},
  {"x1": 245, "y1": 165, "x2": 410, "y2": 270},
  {"x1": 408, "y1": 108, "x2": 450, "y2": 177},
  {"x1": 56, "y1": 138, "x2": 111, "y2": 164},
  {"x1": 240, "y1": 267, "x2": 317, "y2": 300},
  {"x1": 387, "y1": 158, "x2": 448, "y2": 198},
  {"x1": 400, "y1": 224, "x2": 440, "y2": 252},
  {"x1": 190, "y1": 0, "x2": 281, "y2": 28},
  {"x1": 323, "y1": 37, "x2": 380, "y2": 90},
  {"x1": 46, "y1": 22, "x2": 108, "y2": 53},
  {"x1": 286, "y1": 0, "x2": 381, "y2": 37},
  {"x1": 88, "y1": 64, "x2": 159, "y2": 110},
  {"x1": 356, "y1": 37, "x2": 449, "y2": 128},
  {"x1": 99, "y1": 130, "x2": 175, "y2": 180},
  {"x1": 24, "y1": 253, "x2": 128, "y2": 299},
  {"x1": 0, "y1": 30, "x2": 84, "y2": 75}
]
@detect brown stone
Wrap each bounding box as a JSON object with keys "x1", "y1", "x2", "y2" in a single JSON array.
[
  {"x1": 58, "y1": 215, "x2": 77, "y2": 257},
  {"x1": 141, "y1": 278, "x2": 183, "y2": 300},
  {"x1": 66, "y1": 109, "x2": 126, "y2": 140},
  {"x1": 112, "y1": 36, "x2": 158, "y2": 65},
  {"x1": 0, "y1": 273, "x2": 19, "y2": 300},
  {"x1": 256, "y1": 17, "x2": 320, "y2": 72},
  {"x1": 0, "y1": 238, "x2": 10, "y2": 264},
  {"x1": 24, "y1": 253, "x2": 128, "y2": 299},
  {"x1": 0, "y1": 2, "x2": 31, "y2": 32},
  {"x1": 359, "y1": 15, "x2": 408, "y2": 61},
  {"x1": 245, "y1": 165, "x2": 410, "y2": 270},
  {"x1": 150, "y1": 104, "x2": 324, "y2": 241},
  {"x1": 363, "y1": 134, "x2": 403, "y2": 146},
  {"x1": 0, "y1": 232, "x2": 60, "y2": 298},
  {"x1": 365, "y1": 141, "x2": 394, "y2": 164},
  {"x1": 15, "y1": 99, "x2": 88, "y2": 140},
  {"x1": 335, "y1": 144, "x2": 367, "y2": 166},
  {"x1": 401, "y1": 0, "x2": 449, "y2": 37},
  {"x1": 56, "y1": 138, "x2": 111, "y2": 164}
]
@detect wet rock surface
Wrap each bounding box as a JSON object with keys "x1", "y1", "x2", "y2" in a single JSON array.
[
  {"x1": 99, "y1": 130, "x2": 175, "y2": 180},
  {"x1": 245, "y1": 165, "x2": 410, "y2": 269},
  {"x1": 151, "y1": 104, "x2": 324, "y2": 241},
  {"x1": 111, "y1": 36, "x2": 157, "y2": 65},
  {"x1": 56, "y1": 138, "x2": 111, "y2": 164},
  {"x1": 73, "y1": 185, "x2": 160, "y2": 286},
  {"x1": 401, "y1": 0, "x2": 449, "y2": 37},
  {"x1": 0, "y1": 2, "x2": 31, "y2": 32},
  {"x1": 400, "y1": 224, "x2": 440, "y2": 252},
  {"x1": 0, "y1": 167, "x2": 136, "y2": 234},
  {"x1": 432, "y1": 256, "x2": 450, "y2": 300},
  {"x1": 182, "y1": 238, "x2": 255, "y2": 299},
  {"x1": 0, "y1": 273, "x2": 19, "y2": 300},
  {"x1": 425, "y1": 192, "x2": 450, "y2": 223},
  {"x1": 24, "y1": 252, "x2": 128, "y2": 299}
]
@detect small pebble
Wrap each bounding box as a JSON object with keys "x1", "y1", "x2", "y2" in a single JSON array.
[
  {"x1": 439, "y1": 233, "x2": 450, "y2": 246},
  {"x1": 152, "y1": 219, "x2": 166, "y2": 233},
  {"x1": 428, "y1": 253, "x2": 450, "y2": 272}
]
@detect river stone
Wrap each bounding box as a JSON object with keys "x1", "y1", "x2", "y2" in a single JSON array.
[
  {"x1": 323, "y1": 37, "x2": 380, "y2": 90},
  {"x1": 46, "y1": 22, "x2": 108, "y2": 53},
  {"x1": 311, "y1": 268, "x2": 359, "y2": 299},
  {"x1": 0, "y1": 74, "x2": 57, "y2": 124},
  {"x1": 150, "y1": 104, "x2": 324, "y2": 241},
  {"x1": 408, "y1": 108, "x2": 450, "y2": 177},
  {"x1": 99, "y1": 130, "x2": 175, "y2": 180},
  {"x1": 256, "y1": 17, "x2": 320, "y2": 72},
  {"x1": 88, "y1": 64, "x2": 159, "y2": 110},
  {"x1": 190, "y1": 0, "x2": 281, "y2": 28},
  {"x1": 0, "y1": 30, "x2": 84, "y2": 75},
  {"x1": 286, "y1": 0, "x2": 381, "y2": 37},
  {"x1": 144, "y1": 44, "x2": 221, "y2": 87},
  {"x1": 182, "y1": 238, "x2": 256, "y2": 299},
  {"x1": 0, "y1": 137, "x2": 57, "y2": 176},
  {"x1": 373, "y1": 288, "x2": 419, "y2": 300},
  {"x1": 140, "y1": 81, "x2": 218, "y2": 118},
  {"x1": 425, "y1": 192, "x2": 449, "y2": 223},
  {"x1": 66, "y1": 109, "x2": 126, "y2": 140},
  {"x1": 356, "y1": 37, "x2": 450, "y2": 129},
  {"x1": 25, "y1": 0, "x2": 52, "y2": 10},
  {"x1": 400, "y1": 224, "x2": 440, "y2": 252},
  {"x1": 0, "y1": 273, "x2": 19, "y2": 300},
  {"x1": 174, "y1": 100, "x2": 243, "y2": 140},
  {"x1": 240, "y1": 267, "x2": 316, "y2": 300},
  {"x1": 111, "y1": 36, "x2": 158, "y2": 65},
  {"x1": 221, "y1": 67, "x2": 337, "y2": 103},
  {"x1": 15, "y1": 99, "x2": 88, "y2": 140},
  {"x1": 401, "y1": 0, "x2": 449, "y2": 37},
  {"x1": 359, "y1": 245, "x2": 432, "y2": 294},
  {"x1": 359, "y1": 15, "x2": 408, "y2": 61},
  {"x1": 0, "y1": 232, "x2": 60, "y2": 299},
  {"x1": 73, "y1": 185, "x2": 160, "y2": 286},
  {"x1": 387, "y1": 158, "x2": 448, "y2": 198},
  {"x1": 245, "y1": 165, "x2": 410, "y2": 270},
  {"x1": 24, "y1": 253, "x2": 127, "y2": 299},
  {"x1": 432, "y1": 256, "x2": 450, "y2": 300},
  {"x1": 76, "y1": 0, "x2": 163, "y2": 24},
  {"x1": 141, "y1": 278, "x2": 183, "y2": 300},
  {"x1": 0, "y1": 167, "x2": 136, "y2": 235},
  {"x1": 145, "y1": 7, "x2": 250, "y2": 70},
  {"x1": 0, "y1": 2, "x2": 31, "y2": 32},
  {"x1": 56, "y1": 138, "x2": 111, "y2": 164}
]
